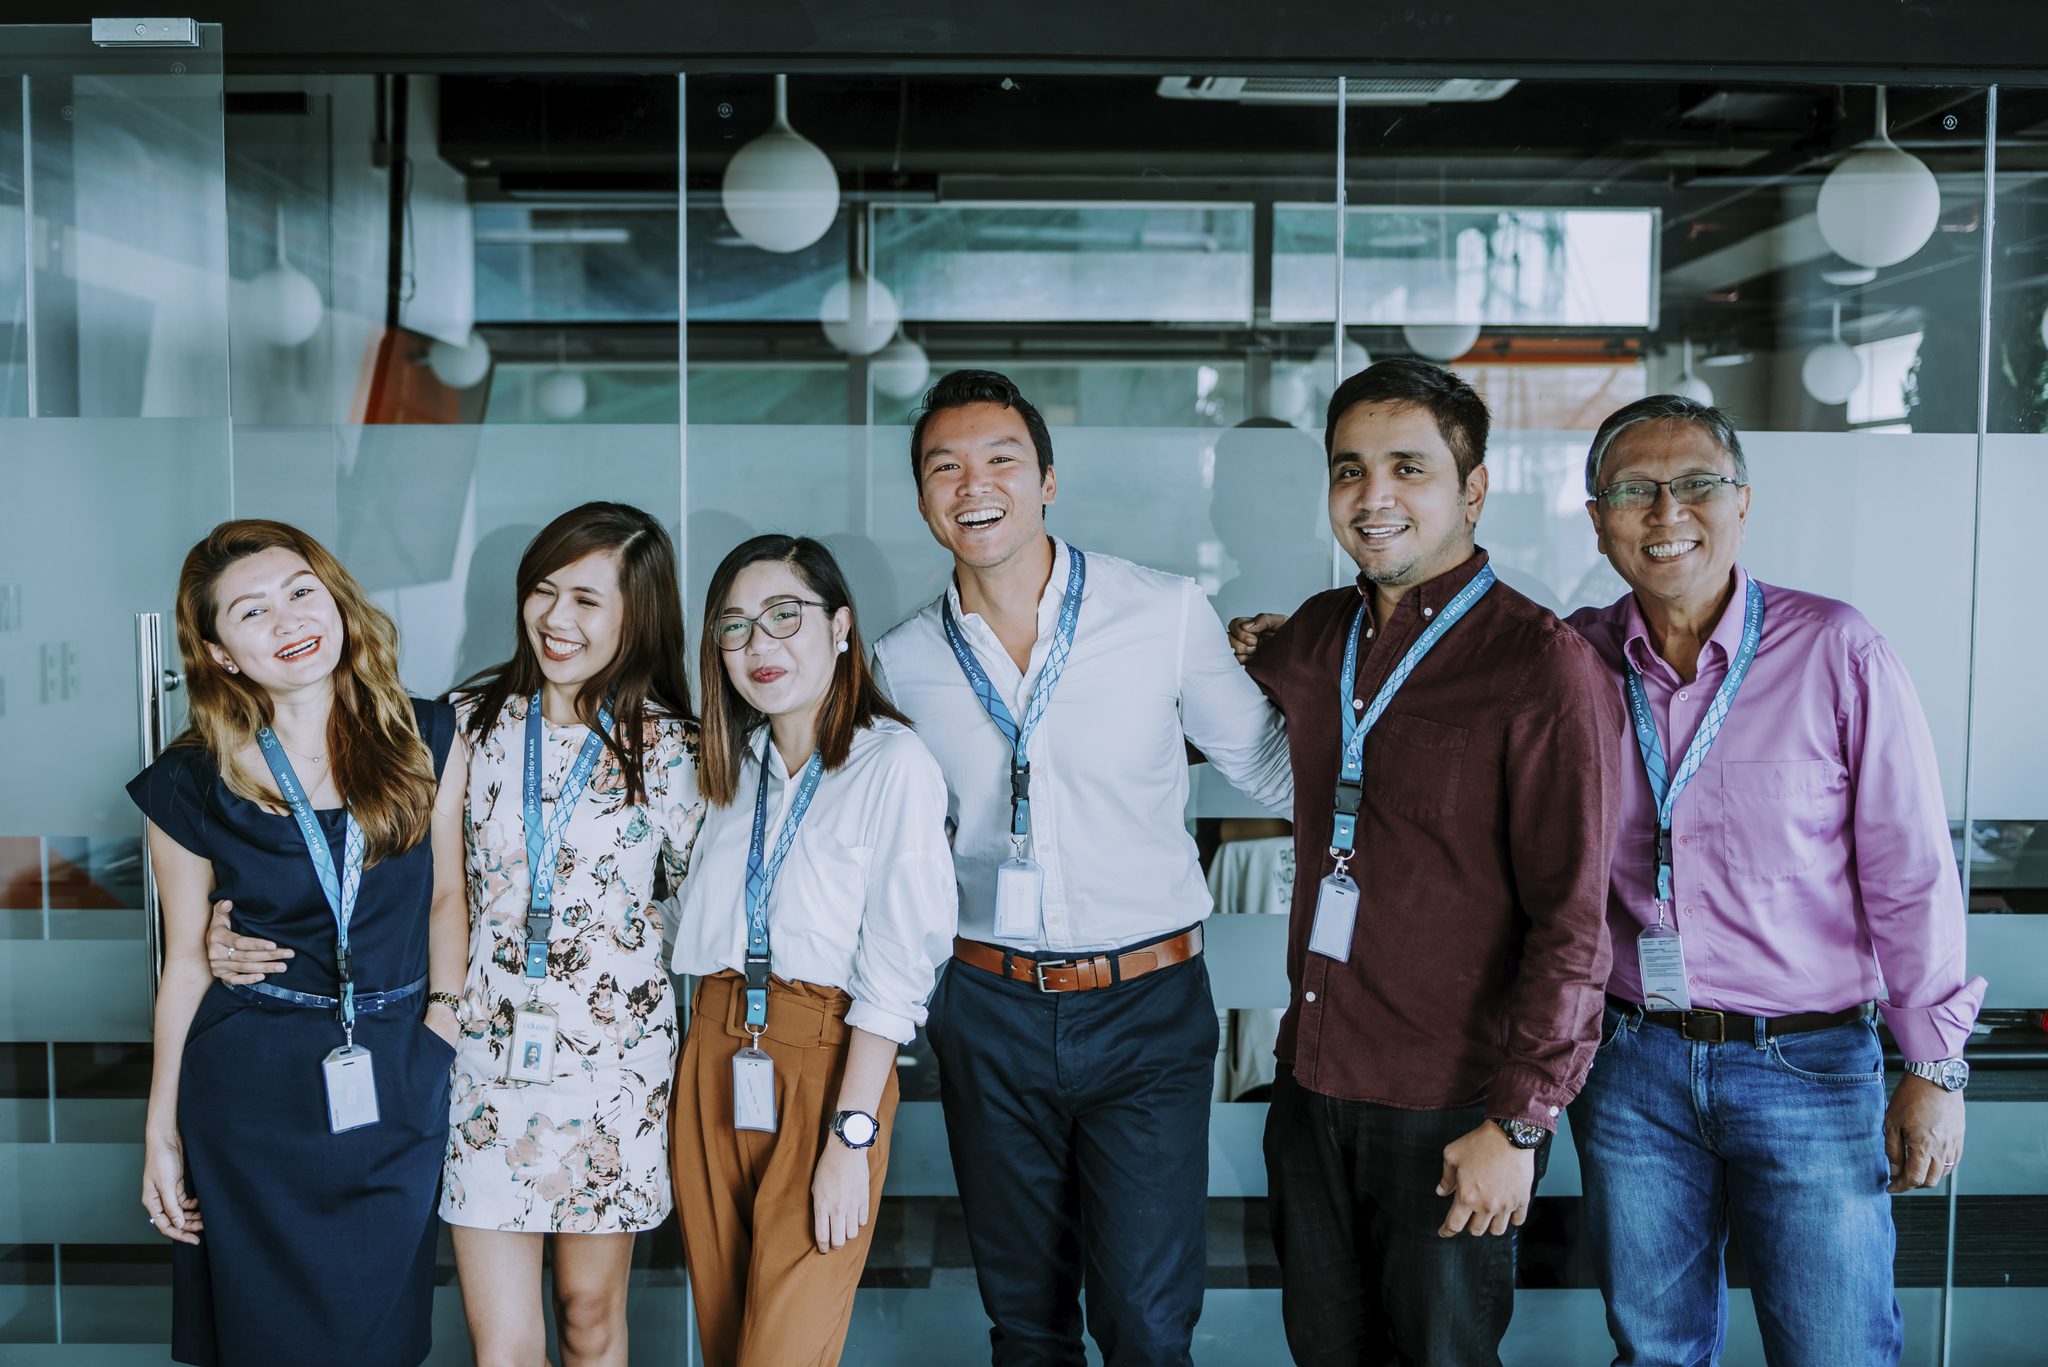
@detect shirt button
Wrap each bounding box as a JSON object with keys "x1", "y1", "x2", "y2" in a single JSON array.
[
  {"x1": 1685, "y1": 906, "x2": 1696, "y2": 917},
  {"x1": 1678, "y1": 690, "x2": 1690, "y2": 701},
  {"x1": 1304, "y1": 990, "x2": 1317, "y2": 1003},
  {"x1": 1549, "y1": 1105, "x2": 1560, "y2": 1117},
  {"x1": 1680, "y1": 835, "x2": 1693, "y2": 847},
  {"x1": 1352, "y1": 699, "x2": 1364, "y2": 711},
  {"x1": 1422, "y1": 607, "x2": 1435, "y2": 619}
]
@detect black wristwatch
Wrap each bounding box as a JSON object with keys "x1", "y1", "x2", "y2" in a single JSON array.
[
  {"x1": 830, "y1": 1110, "x2": 880, "y2": 1150},
  {"x1": 1491, "y1": 1117, "x2": 1548, "y2": 1150}
]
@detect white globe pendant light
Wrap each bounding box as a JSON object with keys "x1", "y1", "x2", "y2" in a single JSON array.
[
  {"x1": 428, "y1": 330, "x2": 492, "y2": 390},
  {"x1": 821, "y1": 272, "x2": 900, "y2": 357},
  {"x1": 1816, "y1": 87, "x2": 1941, "y2": 269},
  {"x1": 1402, "y1": 320, "x2": 1482, "y2": 363},
  {"x1": 872, "y1": 331, "x2": 931, "y2": 400},
  {"x1": 721, "y1": 75, "x2": 841, "y2": 254},
  {"x1": 1671, "y1": 339, "x2": 1715, "y2": 405},
  {"x1": 1801, "y1": 301, "x2": 1864, "y2": 406},
  {"x1": 1312, "y1": 334, "x2": 1372, "y2": 392},
  {"x1": 241, "y1": 203, "x2": 323, "y2": 348},
  {"x1": 536, "y1": 370, "x2": 588, "y2": 419}
]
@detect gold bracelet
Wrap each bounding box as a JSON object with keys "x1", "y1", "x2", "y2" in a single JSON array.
[{"x1": 427, "y1": 991, "x2": 461, "y2": 1012}]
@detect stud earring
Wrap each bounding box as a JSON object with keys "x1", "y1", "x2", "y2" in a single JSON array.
[
  {"x1": 224, "y1": 662, "x2": 239, "y2": 674},
  {"x1": 836, "y1": 640, "x2": 849, "y2": 655}
]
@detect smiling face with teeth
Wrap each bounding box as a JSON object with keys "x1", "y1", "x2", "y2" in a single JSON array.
[
  {"x1": 1327, "y1": 400, "x2": 1488, "y2": 599},
  {"x1": 521, "y1": 549, "x2": 626, "y2": 711},
  {"x1": 206, "y1": 546, "x2": 346, "y2": 698},
  {"x1": 915, "y1": 402, "x2": 1057, "y2": 575},
  {"x1": 1586, "y1": 417, "x2": 1750, "y2": 617}
]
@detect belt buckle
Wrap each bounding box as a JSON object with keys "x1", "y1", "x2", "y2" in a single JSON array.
[
  {"x1": 1681, "y1": 1010, "x2": 1726, "y2": 1044},
  {"x1": 1031, "y1": 958, "x2": 1072, "y2": 992}
]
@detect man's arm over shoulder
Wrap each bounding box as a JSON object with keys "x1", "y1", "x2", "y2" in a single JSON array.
[{"x1": 1488, "y1": 625, "x2": 1625, "y2": 1129}]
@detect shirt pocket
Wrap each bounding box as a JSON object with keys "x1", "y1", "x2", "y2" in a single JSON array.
[
  {"x1": 1368, "y1": 713, "x2": 1468, "y2": 823},
  {"x1": 1719, "y1": 757, "x2": 1845, "y2": 880}
]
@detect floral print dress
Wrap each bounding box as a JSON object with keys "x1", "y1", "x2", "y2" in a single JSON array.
[{"x1": 441, "y1": 695, "x2": 705, "y2": 1234}]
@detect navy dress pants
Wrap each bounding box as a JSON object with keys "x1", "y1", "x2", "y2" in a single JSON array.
[{"x1": 927, "y1": 942, "x2": 1218, "y2": 1367}]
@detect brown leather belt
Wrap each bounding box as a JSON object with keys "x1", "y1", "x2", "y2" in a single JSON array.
[
  {"x1": 1613, "y1": 994, "x2": 1873, "y2": 1045},
  {"x1": 953, "y1": 926, "x2": 1203, "y2": 993}
]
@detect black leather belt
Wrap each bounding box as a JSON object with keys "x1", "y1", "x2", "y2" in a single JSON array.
[{"x1": 1610, "y1": 994, "x2": 1873, "y2": 1044}]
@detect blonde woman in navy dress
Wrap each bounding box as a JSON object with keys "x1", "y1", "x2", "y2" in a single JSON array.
[
  {"x1": 215, "y1": 503, "x2": 704, "y2": 1364},
  {"x1": 130, "y1": 520, "x2": 466, "y2": 1367}
]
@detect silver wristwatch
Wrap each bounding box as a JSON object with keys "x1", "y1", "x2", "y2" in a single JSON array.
[
  {"x1": 1903, "y1": 1058, "x2": 1969, "y2": 1092},
  {"x1": 830, "y1": 1109, "x2": 880, "y2": 1149}
]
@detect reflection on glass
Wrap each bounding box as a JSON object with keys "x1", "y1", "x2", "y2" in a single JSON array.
[
  {"x1": 1272, "y1": 205, "x2": 1658, "y2": 328},
  {"x1": 874, "y1": 203, "x2": 1255, "y2": 324}
]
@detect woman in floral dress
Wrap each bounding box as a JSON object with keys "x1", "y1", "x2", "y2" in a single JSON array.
[{"x1": 444, "y1": 503, "x2": 704, "y2": 1364}]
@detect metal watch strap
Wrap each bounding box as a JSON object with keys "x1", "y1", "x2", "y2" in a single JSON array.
[
  {"x1": 1491, "y1": 1116, "x2": 1547, "y2": 1149},
  {"x1": 1904, "y1": 1058, "x2": 1969, "y2": 1092}
]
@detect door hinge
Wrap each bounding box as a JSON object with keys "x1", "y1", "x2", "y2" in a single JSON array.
[{"x1": 91, "y1": 18, "x2": 199, "y2": 47}]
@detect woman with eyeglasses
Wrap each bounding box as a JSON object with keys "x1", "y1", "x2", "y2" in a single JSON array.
[{"x1": 670, "y1": 534, "x2": 956, "y2": 1367}]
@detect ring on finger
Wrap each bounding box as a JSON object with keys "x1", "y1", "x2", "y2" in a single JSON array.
[{"x1": 227, "y1": 946, "x2": 236, "y2": 960}]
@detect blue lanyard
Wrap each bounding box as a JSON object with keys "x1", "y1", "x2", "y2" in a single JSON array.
[
  {"x1": 940, "y1": 544, "x2": 1086, "y2": 840},
  {"x1": 1624, "y1": 577, "x2": 1765, "y2": 905},
  {"x1": 1331, "y1": 564, "x2": 1496, "y2": 858},
  {"x1": 254, "y1": 728, "x2": 365, "y2": 1032},
  {"x1": 742, "y1": 745, "x2": 825, "y2": 1032},
  {"x1": 522, "y1": 693, "x2": 614, "y2": 979}
]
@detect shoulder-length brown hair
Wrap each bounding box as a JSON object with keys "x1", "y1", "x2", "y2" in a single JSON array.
[
  {"x1": 452, "y1": 502, "x2": 694, "y2": 805},
  {"x1": 174, "y1": 519, "x2": 437, "y2": 866},
  {"x1": 698, "y1": 534, "x2": 909, "y2": 806}
]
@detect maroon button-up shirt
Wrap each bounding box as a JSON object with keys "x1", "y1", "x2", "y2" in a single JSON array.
[{"x1": 1246, "y1": 549, "x2": 1624, "y2": 1128}]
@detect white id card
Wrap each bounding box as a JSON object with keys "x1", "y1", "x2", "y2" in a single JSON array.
[
  {"x1": 1308, "y1": 873, "x2": 1360, "y2": 962},
  {"x1": 1637, "y1": 924, "x2": 1692, "y2": 1011},
  {"x1": 993, "y1": 856, "x2": 1044, "y2": 942},
  {"x1": 732, "y1": 1045, "x2": 777, "y2": 1132},
  {"x1": 322, "y1": 1045, "x2": 380, "y2": 1133},
  {"x1": 506, "y1": 1002, "x2": 557, "y2": 1084}
]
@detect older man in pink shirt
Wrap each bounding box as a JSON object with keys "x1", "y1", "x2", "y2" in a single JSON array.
[{"x1": 1565, "y1": 394, "x2": 1987, "y2": 1367}]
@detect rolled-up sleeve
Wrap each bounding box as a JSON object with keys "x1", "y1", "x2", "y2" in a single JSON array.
[
  {"x1": 845, "y1": 738, "x2": 961, "y2": 1045},
  {"x1": 1845, "y1": 639, "x2": 1985, "y2": 1061},
  {"x1": 1489, "y1": 630, "x2": 1624, "y2": 1129},
  {"x1": 1177, "y1": 580, "x2": 1293, "y2": 817}
]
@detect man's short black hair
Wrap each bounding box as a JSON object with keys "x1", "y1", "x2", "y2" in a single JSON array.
[
  {"x1": 910, "y1": 369, "x2": 1055, "y2": 486},
  {"x1": 1323, "y1": 358, "x2": 1490, "y2": 483}
]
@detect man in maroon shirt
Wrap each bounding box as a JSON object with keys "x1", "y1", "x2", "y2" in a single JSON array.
[{"x1": 1232, "y1": 359, "x2": 1622, "y2": 1366}]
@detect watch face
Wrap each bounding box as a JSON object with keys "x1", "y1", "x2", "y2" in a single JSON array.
[
  {"x1": 1941, "y1": 1060, "x2": 1970, "y2": 1090},
  {"x1": 838, "y1": 1112, "x2": 878, "y2": 1146}
]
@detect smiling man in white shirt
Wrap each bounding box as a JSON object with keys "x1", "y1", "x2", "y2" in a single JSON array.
[{"x1": 873, "y1": 370, "x2": 1293, "y2": 1367}]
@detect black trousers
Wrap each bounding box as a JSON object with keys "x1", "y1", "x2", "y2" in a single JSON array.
[
  {"x1": 926, "y1": 945, "x2": 1218, "y2": 1367},
  {"x1": 1263, "y1": 1071, "x2": 1547, "y2": 1367}
]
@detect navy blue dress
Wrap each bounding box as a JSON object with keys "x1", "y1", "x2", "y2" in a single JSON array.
[{"x1": 128, "y1": 698, "x2": 457, "y2": 1367}]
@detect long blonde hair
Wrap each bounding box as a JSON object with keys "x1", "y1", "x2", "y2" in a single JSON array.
[{"x1": 173, "y1": 519, "x2": 438, "y2": 865}]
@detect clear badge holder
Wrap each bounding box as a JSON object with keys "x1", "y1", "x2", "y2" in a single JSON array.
[
  {"x1": 733, "y1": 1026, "x2": 777, "y2": 1132},
  {"x1": 994, "y1": 836, "x2": 1045, "y2": 941},
  {"x1": 1308, "y1": 852, "x2": 1360, "y2": 962},
  {"x1": 1637, "y1": 909, "x2": 1692, "y2": 1011},
  {"x1": 506, "y1": 999, "x2": 558, "y2": 1084}
]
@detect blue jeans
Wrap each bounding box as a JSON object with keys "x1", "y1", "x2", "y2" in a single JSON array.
[{"x1": 1569, "y1": 1002, "x2": 1903, "y2": 1367}]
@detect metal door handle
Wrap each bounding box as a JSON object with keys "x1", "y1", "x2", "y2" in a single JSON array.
[{"x1": 136, "y1": 613, "x2": 177, "y2": 1002}]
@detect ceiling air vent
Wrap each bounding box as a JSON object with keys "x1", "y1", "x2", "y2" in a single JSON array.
[{"x1": 1157, "y1": 76, "x2": 1518, "y2": 106}]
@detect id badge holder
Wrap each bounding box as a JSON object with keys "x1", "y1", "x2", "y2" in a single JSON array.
[
  {"x1": 1637, "y1": 915, "x2": 1692, "y2": 1011},
  {"x1": 322, "y1": 1045, "x2": 380, "y2": 1133},
  {"x1": 1308, "y1": 864, "x2": 1359, "y2": 962},
  {"x1": 993, "y1": 850, "x2": 1044, "y2": 942},
  {"x1": 506, "y1": 1000, "x2": 558, "y2": 1084},
  {"x1": 732, "y1": 1029, "x2": 777, "y2": 1133}
]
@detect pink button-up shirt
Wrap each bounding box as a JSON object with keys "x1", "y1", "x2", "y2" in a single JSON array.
[{"x1": 1567, "y1": 566, "x2": 1985, "y2": 1062}]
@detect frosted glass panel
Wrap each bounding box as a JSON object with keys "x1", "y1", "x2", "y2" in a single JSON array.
[
  {"x1": 1478, "y1": 430, "x2": 1974, "y2": 818},
  {"x1": 233, "y1": 424, "x2": 683, "y2": 698},
  {"x1": 0, "y1": 418, "x2": 232, "y2": 835},
  {"x1": 1967, "y1": 435, "x2": 2047, "y2": 821}
]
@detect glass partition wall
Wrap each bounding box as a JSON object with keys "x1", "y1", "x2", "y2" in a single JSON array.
[{"x1": 3, "y1": 51, "x2": 2041, "y2": 1364}]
